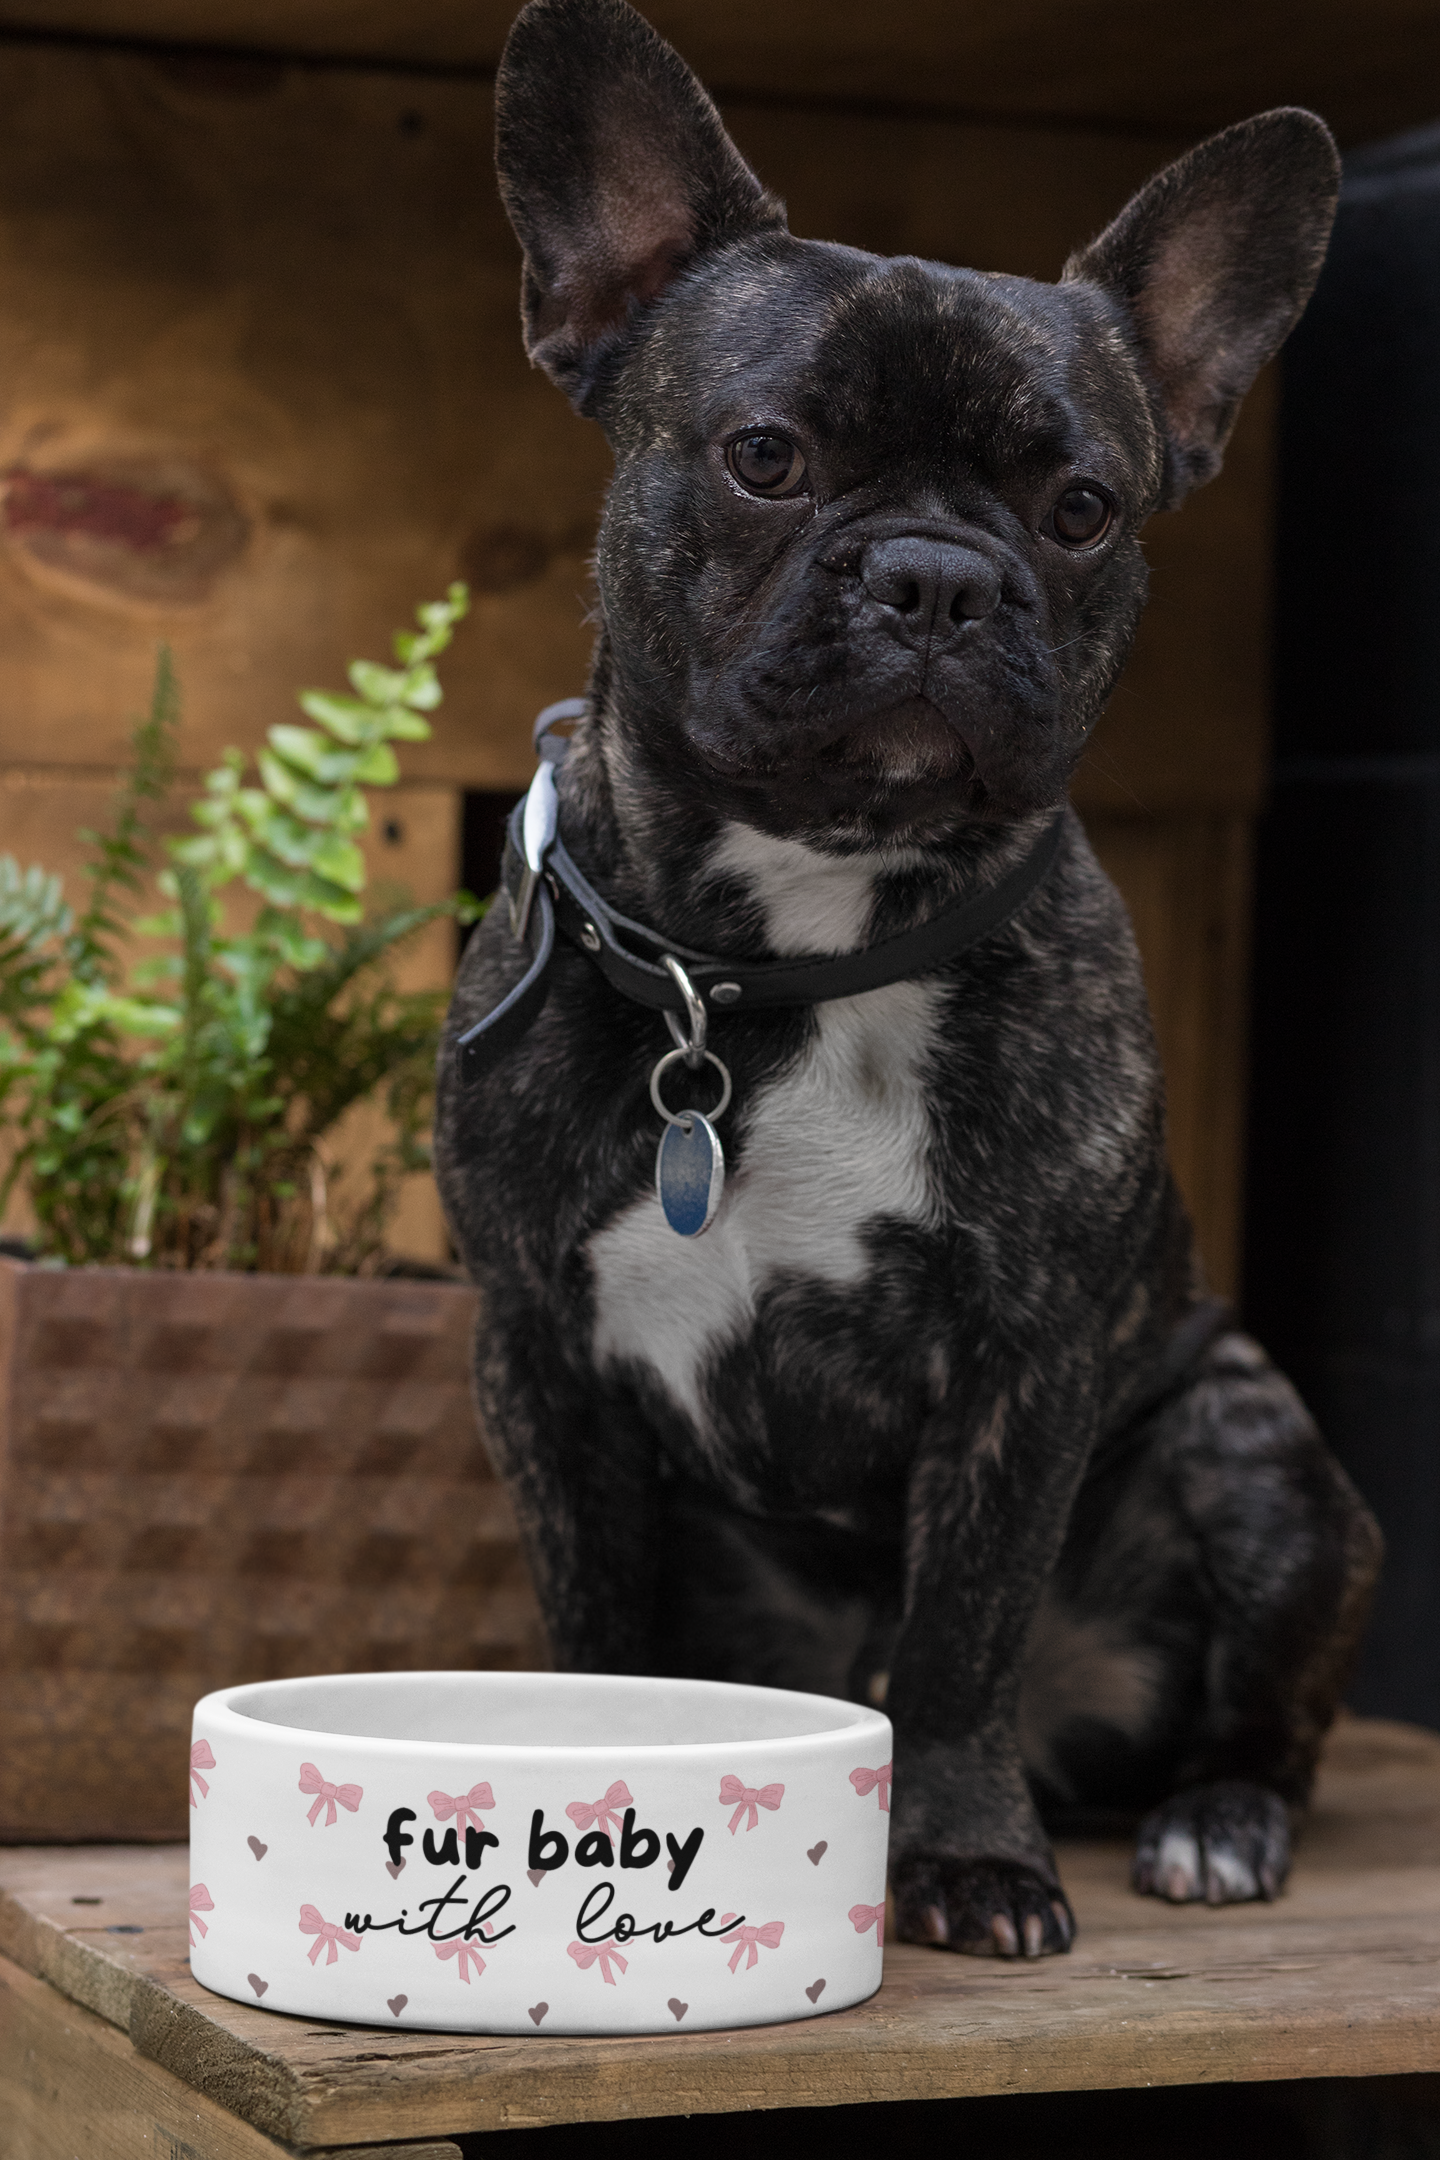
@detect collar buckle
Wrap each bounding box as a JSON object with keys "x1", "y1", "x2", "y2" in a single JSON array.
[{"x1": 508, "y1": 760, "x2": 560, "y2": 942}]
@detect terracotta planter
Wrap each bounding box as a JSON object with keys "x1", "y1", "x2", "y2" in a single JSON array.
[{"x1": 0, "y1": 1259, "x2": 546, "y2": 1841}]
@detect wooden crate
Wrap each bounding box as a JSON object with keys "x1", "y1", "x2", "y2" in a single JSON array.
[{"x1": 0, "y1": 1258, "x2": 546, "y2": 1844}]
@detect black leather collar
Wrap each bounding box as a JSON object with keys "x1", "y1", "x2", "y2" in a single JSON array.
[{"x1": 455, "y1": 701, "x2": 1066, "y2": 1086}]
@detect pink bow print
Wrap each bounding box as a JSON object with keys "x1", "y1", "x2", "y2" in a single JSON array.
[
  {"x1": 849, "y1": 1761, "x2": 892, "y2": 1812},
  {"x1": 849, "y1": 1900, "x2": 886, "y2": 1947},
  {"x1": 720, "y1": 1918, "x2": 785, "y2": 1972},
  {"x1": 299, "y1": 1904, "x2": 362, "y2": 1966},
  {"x1": 718, "y1": 1774, "x2": 785, "y2": 1834},
  {"x1": 567, "y1": 1940, "x2": 629, "y2": 1984},
  {"x1": 566, "y1": 1780, "x2": 633, "y2": 1839},
  {"x1": 298, "y1": 1761, "x2": 363, "y2": 1827},
  {"x1": 188, "y1": 1883, "x2": 214, "y2": 1946},
  {"x1": 189, "y1": 1740, "x2": 215, "y2": 1807},
  {"x1": 428, "y1": 1781, "x2": 495, "y2": 1836},
  {"x1": 435, "y1": 1939, "x2": 487, "y2": 1983}
]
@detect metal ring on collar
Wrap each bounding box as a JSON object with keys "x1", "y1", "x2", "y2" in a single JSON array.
[
  {"x1": 661, "y1": 954, "x2": 708, "y2": 1067},
  {"x1": 649, "y1": 1047, "x2": 733, "y2": 1128}
]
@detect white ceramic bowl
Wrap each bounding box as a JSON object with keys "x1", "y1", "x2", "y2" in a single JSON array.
[{"x1": 188, "y1": 1670, "x2": 892, "y2": 2035}]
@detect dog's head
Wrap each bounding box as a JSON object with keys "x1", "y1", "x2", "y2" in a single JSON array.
[{"x1": 496, "y1": 0, "x2": 1337, "y2": 847}]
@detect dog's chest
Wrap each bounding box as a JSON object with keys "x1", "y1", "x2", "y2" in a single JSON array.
[{"x1": 586, "y1": 828, "x2": 945, "y2": 1436}]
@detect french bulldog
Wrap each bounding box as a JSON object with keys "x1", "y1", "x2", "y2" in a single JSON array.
[{"x1": 435, "y1": 0, "x2": 1381, "y2": 1957}]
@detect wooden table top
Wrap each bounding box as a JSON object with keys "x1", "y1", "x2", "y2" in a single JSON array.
[{"x1": 3, "y1": 1714, "x2": 1440, "y2": 2149}]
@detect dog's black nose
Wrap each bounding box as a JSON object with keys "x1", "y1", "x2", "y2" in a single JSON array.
[{"x1": 860, "y1": 536, "x2": 1000, "y2": 631}]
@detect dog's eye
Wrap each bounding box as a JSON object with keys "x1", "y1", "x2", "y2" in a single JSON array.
[
  {"x1": 1050, "y1": 485, "x2": 1113, "y2": 548},
  {"x1": 727, "y1": 433, "x2": 807, "y2": 496}
]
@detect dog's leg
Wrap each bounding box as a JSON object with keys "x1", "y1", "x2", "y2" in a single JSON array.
[
  {"x1": 473, "y1": 1328, "x2": 665, "y2": 1672},
  {"x1": 1020, "y1": 1330, "x2": 1382, "y2": 1905},
  {"x1": 887, "y1": 1375, "x2": 1103, "y2": 1960},
  {"x1": 1124, "y1": 1332, "x2": 1381, "y2": 1904}
]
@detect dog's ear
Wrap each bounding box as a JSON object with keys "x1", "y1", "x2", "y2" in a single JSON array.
[
  {"x1": 495, "y1": 0, "x2": 786, "y2": 407},
  {"x1": 1065, "y1": 109, "x2": 1339, "y2": 506}
]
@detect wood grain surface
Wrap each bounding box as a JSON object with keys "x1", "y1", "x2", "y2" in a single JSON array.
[
  {"x1": 0, "y1": 1951, "x2": 465, "y2": 2159},
  {"x1": 5, "y1": 1, "x2": 1439, "y2": 145},
  {"x1": 0, "y1": 45, "x2": 1257, "y2": 807},
  {"x1": 3, "y1": 1716, "x2": 1439, "y2": 2147}
]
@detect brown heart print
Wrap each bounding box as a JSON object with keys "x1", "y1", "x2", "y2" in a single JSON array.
[
  {"x1": 527, "y1": 1869, "x2": 546, "y2": 1886},
  {"x1": 528, "y1": 2001, "x2": 549, "y2": 2025},
  {"x1": 247, "y1": 1836, "x2": 267, "y2": 1861},
  {"x1": 806, "y1": 1979, "x2": 826, "y2": 2004},
  {"x1": 668, "y1": 1997, "x2": 688, "y2": 2021},
  {"x1": 806, "y1": 1841, "x2": 827, "y2": 1865},
  {"x1": 386, "y1": 1859, "x2": 405, "y2": 1879},
  {"x1": 387, "y1": 1994, "x2": 408, "y2": 2017},
  {"x1": 247, "y1": 1974, "x2": 268, "y2": 1998}
]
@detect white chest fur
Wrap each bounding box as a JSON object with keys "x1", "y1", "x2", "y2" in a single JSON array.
[{"x1": 587, "y1": 825, "x2": 944, "y2": 1430}]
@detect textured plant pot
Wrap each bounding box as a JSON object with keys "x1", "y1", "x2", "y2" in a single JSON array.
[
  {"x1": 0, "y1": 1259, "x2": 545, "y2": 1841},
  {"x1": 188, "y1": 1669, "x2": 892, "y2": 2035}
]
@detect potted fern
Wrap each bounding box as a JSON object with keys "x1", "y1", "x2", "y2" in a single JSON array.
[
  {"x1": 0, "y1": 588, "x2": 545, "y2": 1846},
  {"x1": 0, "y1": 584, "x2": 477, "y2": 1273}
]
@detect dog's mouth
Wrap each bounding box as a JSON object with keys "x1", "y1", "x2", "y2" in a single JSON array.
[
  {"x1": 696, "y1": 695, "x2": 978, "y2": 787},
  {"x1": 679, "y1": 661, "x2": 1082, "y2": 835},
  {"x1": 822, "y1": 698, "x2": 976, "y2": 786},
  {"x1": 684, "y1": 692, "x2": 1008, "y2": 835}
]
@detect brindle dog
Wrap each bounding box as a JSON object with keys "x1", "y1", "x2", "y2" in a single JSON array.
[{"x1": 435, "y1": 0, "x2": 1381, "y2": 1957}]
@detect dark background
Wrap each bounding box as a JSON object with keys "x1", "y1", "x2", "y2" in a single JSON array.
[
  {"x1": 1246, "y1": 123, "x2": 1440, "y2": 1733},
  {"x1": 450, "y1": 2076, "x2": 1440, "y2": 2160}
]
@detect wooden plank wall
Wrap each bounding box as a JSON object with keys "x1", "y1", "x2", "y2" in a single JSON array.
[
  {"x1": 11, "y1": 0, "x2": 1440, "y2": 143},
  {"x1": 0, "y1": 42, "x2": 1273, "y2": 1292}
]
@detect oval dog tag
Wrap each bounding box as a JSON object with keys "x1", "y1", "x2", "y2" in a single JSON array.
[{"x1": 655, "y1": 1113, "x2": 725, "y2": 1237}]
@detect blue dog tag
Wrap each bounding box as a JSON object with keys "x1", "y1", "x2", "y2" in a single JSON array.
[{"x1": 655, "y1": 1113, "x2": 725, "y2": 1237}]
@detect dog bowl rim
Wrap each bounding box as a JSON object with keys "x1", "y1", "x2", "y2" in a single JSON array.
[{"x1": 195, "y1": 1668, "x2": 893, "y2": 1763}]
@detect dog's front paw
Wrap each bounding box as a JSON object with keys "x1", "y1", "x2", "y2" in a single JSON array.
[
  {"x1": 1132, "y1": 1779, "x2": 1290, "y2": 1905},
  {"x1": 892, "y1": 1856, "x2": 1074, "y2": 1958}
]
